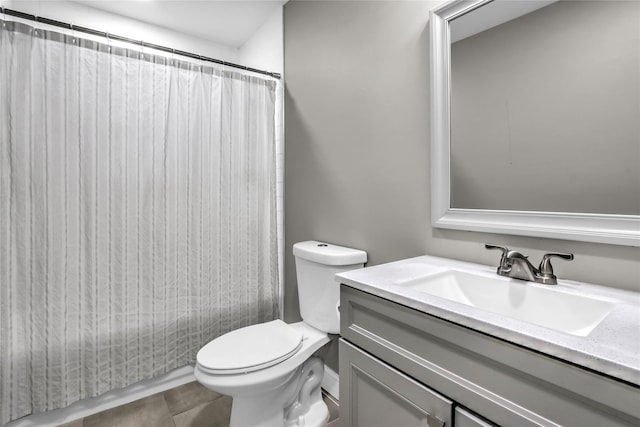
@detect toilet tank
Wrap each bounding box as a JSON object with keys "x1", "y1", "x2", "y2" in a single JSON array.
[{"x1": 293, "y1": 241, "x2": 367, "y2": 334}]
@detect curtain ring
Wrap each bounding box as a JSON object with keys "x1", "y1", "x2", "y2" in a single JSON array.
[{"x1": 70, "y1": 23, "x2": 77, "y2": 45}]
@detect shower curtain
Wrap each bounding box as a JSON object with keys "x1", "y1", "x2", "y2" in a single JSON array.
[{"x1": 0, "y1": 20, "x2": 280, "y2": 424}]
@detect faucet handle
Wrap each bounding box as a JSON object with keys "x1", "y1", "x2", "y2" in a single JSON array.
[
  {"x1": 485, "y1": 244, "x2": 509, "y2": 267},
  {"x1": 538, "y1": 252, "x2": 574, "y2": 284},
  {"x1": 539, "y1": 252, "x2": 574, "y2": 274},
  {"x1": 485, "y1": 243, "x2": 508, "y2": 255}
]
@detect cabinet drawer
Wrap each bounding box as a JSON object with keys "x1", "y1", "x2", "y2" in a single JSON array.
[
  {"x1": 340, "y1": 338, "x2": 452, "y2": 427},
  {"x1": 340, "y1": 285, "x2": 640, "y2": 426}
]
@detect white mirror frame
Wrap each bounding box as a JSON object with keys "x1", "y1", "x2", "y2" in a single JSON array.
[{"x1": 430, "y1": 0, "x2": 640, "y2": 247}]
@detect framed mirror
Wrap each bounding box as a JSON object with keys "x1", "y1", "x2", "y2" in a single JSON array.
[{"x1": 430, "y1": 0, "x2": 640, "y2": 247}]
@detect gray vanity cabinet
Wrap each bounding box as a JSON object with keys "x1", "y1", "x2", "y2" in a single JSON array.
[{"x1": 339, "y1": 285, "x2": 640, "y2": 427}]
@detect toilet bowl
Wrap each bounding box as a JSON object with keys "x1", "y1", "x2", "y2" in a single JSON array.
[
  {"x1": 194, "y1": 241, "x2": 367, "y2": 427},
  {"x1": 195, "y1": 321, "x2": 331, "y2": 427}
]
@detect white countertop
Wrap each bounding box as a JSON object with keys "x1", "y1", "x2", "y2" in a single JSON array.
[{"x1": 336, "y1": 255, "x2": 640, "y2": 386}]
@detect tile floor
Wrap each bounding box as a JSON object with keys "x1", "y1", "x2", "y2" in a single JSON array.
[{"x1": 59, "y1": 382, "x2": 340, "y2": 427}]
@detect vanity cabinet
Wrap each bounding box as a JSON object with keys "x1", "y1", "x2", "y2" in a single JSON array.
[{"x1": 339, "y1": 285, "x2": 640, "y2": 427}]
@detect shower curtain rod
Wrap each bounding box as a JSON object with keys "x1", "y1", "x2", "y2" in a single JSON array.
[{"x1": 1, "y1": 7, "x2": 282, "y2": 79}]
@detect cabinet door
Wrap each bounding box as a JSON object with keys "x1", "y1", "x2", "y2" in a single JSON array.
[
  {"x1": 455, "y1": 408, "x2": 495, "y2": 427},
  {"x1": 340, "y1": 339, "x2": 453, "y2": 427}
]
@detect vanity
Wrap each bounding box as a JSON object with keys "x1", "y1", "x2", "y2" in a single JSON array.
[{"x1": 337, "y1": 256, "x2": 640, "y2": 427}]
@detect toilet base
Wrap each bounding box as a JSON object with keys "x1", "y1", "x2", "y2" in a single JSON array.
[
  {"x1": 284, "y1": 399, "x2": 330, "y2": 427},
  {"x1": 283, "y1": 357, "x2": 329, "y2": 427},
  {"x1": 227, "y1": 357, "x2": 329, "y2": 427}
]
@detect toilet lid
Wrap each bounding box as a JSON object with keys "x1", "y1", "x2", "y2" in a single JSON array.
[{"x1": 197, "y1": 319, "x2": 303, "y2": 375}]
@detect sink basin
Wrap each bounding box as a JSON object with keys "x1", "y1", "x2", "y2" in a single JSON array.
[{"x1": 399, "y1": 270, "x2": 615, "y2": 336}]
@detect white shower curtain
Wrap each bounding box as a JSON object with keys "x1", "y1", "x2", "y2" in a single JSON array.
[{"x1": 0, "y1": 21, "x2": 280, "y2": 424}]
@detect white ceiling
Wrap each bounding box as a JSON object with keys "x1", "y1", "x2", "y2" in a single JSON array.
[{"x1": 71, "y1": 0, "x2": 286, "y2": 48}]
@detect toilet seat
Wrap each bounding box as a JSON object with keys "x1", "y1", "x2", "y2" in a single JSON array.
[{"x1": 197, "y1": 319, "x2": 303, "y2": 375}]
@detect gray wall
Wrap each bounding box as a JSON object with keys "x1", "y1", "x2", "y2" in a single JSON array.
[{"x1": 283, "y1": 0, "x2": 640, "y2": 370}]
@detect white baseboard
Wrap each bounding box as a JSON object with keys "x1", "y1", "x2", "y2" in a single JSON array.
[
  {"x1": 6, "y1": 365, "x2": 195, "y2": 427},
  {"x1": 321, "y1": 364, "x2": 339, "y2": 400}
]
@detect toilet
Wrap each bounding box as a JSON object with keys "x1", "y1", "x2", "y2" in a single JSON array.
[{"x1": 194, "y1": 241, "x2": 367, "y2": 427}]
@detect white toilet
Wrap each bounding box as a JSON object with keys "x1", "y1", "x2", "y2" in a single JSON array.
[{"x1": 194, "y1": 241, "x2": 367, "y2": 427}]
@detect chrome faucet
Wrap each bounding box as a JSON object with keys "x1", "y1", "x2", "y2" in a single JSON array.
[{"x1": 485, "y1": 244, "x2": 574, "y2": 285}]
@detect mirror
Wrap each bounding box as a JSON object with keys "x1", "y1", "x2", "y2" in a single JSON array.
[{"x1": 430, "y1": 0, "x2": 640, "y2": 246}]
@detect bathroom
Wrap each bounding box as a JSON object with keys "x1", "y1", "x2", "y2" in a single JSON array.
[{"x1": 1, "y1": 0, "x2": 638, "y2": 426}]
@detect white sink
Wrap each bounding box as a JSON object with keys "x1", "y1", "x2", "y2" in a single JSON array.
[{"x1": 399, "y1": 270, "x2": 615, "y2": 336}]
